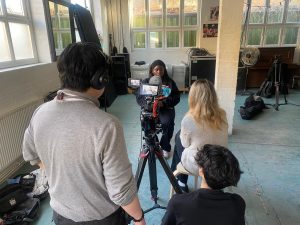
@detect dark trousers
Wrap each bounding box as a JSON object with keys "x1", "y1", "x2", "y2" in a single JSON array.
[
  {"x1": 159, "y1": 108, "x2": 175, "y2": 152},
  {"x1": 171, "y1": 130, "x2": 188, "y2": 184},
  {"x1": 53, "y1": 208, "x2": 126, "y2": 225}
]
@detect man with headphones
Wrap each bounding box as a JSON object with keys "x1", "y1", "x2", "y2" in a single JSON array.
[{"x1": 22, "y1": 43, "x2": 146, "y2": 225}]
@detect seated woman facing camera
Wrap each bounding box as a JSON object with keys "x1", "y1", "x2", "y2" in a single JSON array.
[
  {"x1": 136, "y1": 60, "x2": 180, "y2": 158},
  {"x1": 171, "y1": 79, "x2": 228, "y2": 192},
  {"x1": 162, "y1": 145, "x2": 245, "y2": 225}
]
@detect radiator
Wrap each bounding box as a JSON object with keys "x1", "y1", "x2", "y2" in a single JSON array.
[{"x1": 0, "y1": 99, "x2": 43, "y2": 183}]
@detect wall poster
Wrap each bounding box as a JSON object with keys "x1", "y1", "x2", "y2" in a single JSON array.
[
  {"x1": 209, "y1": 6, "x2": 219, "y2": 21},
  {"x1": 203, "y1": 24, "x2": 218, "y2": 38}
]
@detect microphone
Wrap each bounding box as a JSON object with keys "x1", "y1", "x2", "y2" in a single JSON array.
[
  {"x1": 148, "y1": 76, "x2": 171, "y2": 97},
  {"x1": 149, "y1": 75, "x2": 162, "y2": 86}
]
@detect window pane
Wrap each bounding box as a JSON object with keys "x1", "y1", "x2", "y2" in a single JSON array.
[
  {"x1": 267, "y1": 0, "x2": 283, "y2": 23},
  {"x1": 132, "y1": 0, "x2": 146, "y2": 28},
  {"x1": 249, "y1": 0, "x2": 265, "y2": 24},
  {"x1": 0, "y1": 22, "x2": 11, "y2": 62},
  {"x1": 184, "y1": 0, "x2": 198, "y2": 26},
  {"x1": 166, "y1": 31, "x2": 179, "y2": 47},
  {"x1": 166, "y1": 0, "x2": 180, "y2": 26},
  {"x1": 265, "y1": 27, "x2": 280, "y2": 45},
  {"x1": 49, "y1": 2, "x2": 72, "y2": 55},
  {"x1": 61, "y1": 32, "x2": 72, "y2": 48},
  {"x1": 49, "y1": 2, "x2": 70, "y2": 29},
  {"x1": 5, "y1": 0, "x2": 24, "y2": 16},
  {"x1": 134, "y1": 32, "x2": 146, "y2": 48},
  {"x1": 184, "y1": 30, "x2": 196, "y2": 47},
  {"x1": 149, "y1": 31, "x2": 162, "y2": 48},
  {"x1": 149, "y1": 0, "x2": 163, "y2": 27},
  {"x1": 283, "y1": 27, "x2": 298, "y2": 44},
  {"x1": 287, "y1": 0, "x2": 300, "y2": 23},
  {"x1": 247, "y1": 27, "x2": 262, "y2": 45},
  {"x1": 9, "y1": 23, "x2": 34, "y2": 60}
]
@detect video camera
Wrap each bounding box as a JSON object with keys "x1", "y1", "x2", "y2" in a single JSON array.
[{"x1": 138, "y1": 82, "x2": 162, "y2": 137}]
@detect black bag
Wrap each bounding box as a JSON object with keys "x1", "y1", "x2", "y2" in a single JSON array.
[
  {"x1": 8, "y1": 174, "x2": 36, "y2": 192},
  {"x1": 3, "y1": 198, "x2": 40, "y2": 225},
  {"x1": 256, "y1": 79, "x2": 274, "y2": 98},
  {"x1": 239, "y1": 94, "x2": 266, "y2": 120},
  {"x1": 0, "y1": 184, "x2": 28, "y2": 214}
]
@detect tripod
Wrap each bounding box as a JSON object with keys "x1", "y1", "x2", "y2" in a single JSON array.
[
  {"x1": 273, "y1": 57, "x2": 288, "y2": 111},
  {"x1": 135, "y1": 115, "x2": 182, "y2": 214}
]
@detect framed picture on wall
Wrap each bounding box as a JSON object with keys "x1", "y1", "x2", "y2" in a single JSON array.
[
  {"x1": 203, "y1": 24, "x2": 218, "y2": 38},
  {"x1": 209, "y1": 6, "x2": 219, "y2": 21}
]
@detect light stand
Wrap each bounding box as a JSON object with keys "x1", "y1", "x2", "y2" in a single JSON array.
[{"x1": 272, "y1": 57, "x2": 288, "y2": 111}]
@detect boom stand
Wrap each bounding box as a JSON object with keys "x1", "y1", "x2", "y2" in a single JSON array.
[
  {"x1": 273, "y1": 58, "x2": 287, "y2": 111},
  {"x1": 135, "y1": 132, "x2": 183, "y2": 214}
]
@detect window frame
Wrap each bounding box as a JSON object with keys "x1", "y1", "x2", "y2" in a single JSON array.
[
  {"x1": 243, "y1": 0, "x2": 300, "y2": 47},
  {"x1": 43, "y1": 0, "x2": 76, "y2": 62},
  {"x1": 131, "y1": 0, "x2": 200, "y2": 50},
  {"x1": 0, "y1": 0, "x2": 38, "y2": 69}
]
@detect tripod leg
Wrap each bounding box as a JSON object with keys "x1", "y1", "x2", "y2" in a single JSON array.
[
  {"x1": 275, "y1": 82, "x2": 280, "y2": 111},
  {"x1": 135, "y1": 153, "x2": 148, "y2": 190},
  {"x1": 156, "y1": 152, "x2": 183, "y2": 194},
  {"x1": 148, "y1": 149, "x2": 158, "y2": 203}
]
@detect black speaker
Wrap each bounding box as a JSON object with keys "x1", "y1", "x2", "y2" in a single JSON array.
[
  {"x1": 189, "y1": 57, "x2": 216, "y2": 85},
  {"x1": 111, "y1": 56, "x2": 127, "y2": 95},
  {"x1": 117, "y1": 53, "x2": 131, "y2": 78},
  {"x1": 99, "y1": 78, "x2": 117, "y2": 108}
]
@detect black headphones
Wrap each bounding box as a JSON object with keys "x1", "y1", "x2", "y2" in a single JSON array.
[{"x1": 90, "y1": 50, "x2": 110, "y2": 90}]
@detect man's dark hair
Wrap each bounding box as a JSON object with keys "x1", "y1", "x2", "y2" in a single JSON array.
[
  {"x1": 57, "y1": 42, "x2": 108, "y2": 92},
  {"x1": 195, "y1": 144, "x2": 243, "y2": 190}
]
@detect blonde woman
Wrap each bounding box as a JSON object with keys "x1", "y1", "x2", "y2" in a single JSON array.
[{"x1": 171, "y1": 79, "x2": 228, "y2": 192}]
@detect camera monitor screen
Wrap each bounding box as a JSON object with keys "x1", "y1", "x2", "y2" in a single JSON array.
[
  {"x1": 140, "y1": 84, "x2": 159, "y2": 96},
  {"x1": 128, "y1": 78, "x2": 141, "y2": 88}
]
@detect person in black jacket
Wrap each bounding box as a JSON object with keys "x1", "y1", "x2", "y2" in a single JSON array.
[
  {"x1": 162, "y1": 144, "x2": 245, "y2": 225},
  {"x1": 136, "y1": 60, "x2": 180, "y2": 158}
]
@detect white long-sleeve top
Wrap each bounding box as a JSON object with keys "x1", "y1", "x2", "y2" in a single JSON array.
[{"x1": 180, "y1": 114, "x2": 228, "y2": 175}]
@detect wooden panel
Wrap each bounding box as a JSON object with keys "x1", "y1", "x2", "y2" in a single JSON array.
[{"x1": 247, "y1": 47, "x2": 300, "y2": 87}]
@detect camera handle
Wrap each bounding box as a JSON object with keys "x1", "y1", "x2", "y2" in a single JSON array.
[{"x1": 152, "y1": 96, "x2": 166, "y2": 118}]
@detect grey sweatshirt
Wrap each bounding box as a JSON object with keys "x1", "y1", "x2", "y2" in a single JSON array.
[
  {"x1": 23, "y1": 89, "x2": 137, "y2": 222},
  {"x1": 181, "y1": 114, "x2": 228, "y2": 175}
]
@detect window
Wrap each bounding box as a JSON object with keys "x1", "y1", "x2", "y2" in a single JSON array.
[
  {"x1": 131, "y1": 0, "x2": 199, "y2": 49},
  {"x1": 243, "y1": 0, "x2": 300, "y2": 47},
  {"x1": 49, "y1": 1, "x2": 73, "y2": 56},
  {"x1": 0, "y1": 0, "x2": 37, "y2": 69}
]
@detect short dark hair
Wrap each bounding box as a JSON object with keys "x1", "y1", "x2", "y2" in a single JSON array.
[
  {"x1": 195, "y1": 144, "x2": 243, "y2": 190},
  {"x1": 57, "y1": 42, "x2": 107, "y2": 92}
]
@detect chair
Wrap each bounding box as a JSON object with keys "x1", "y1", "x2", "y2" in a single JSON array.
[{"x1": 169, "y1": 162, "x2": 199, "y2": 198}]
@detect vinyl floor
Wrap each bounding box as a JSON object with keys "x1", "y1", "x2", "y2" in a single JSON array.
[{"x1": 14, "y1": 89, "x2": 300, "y2": 225}]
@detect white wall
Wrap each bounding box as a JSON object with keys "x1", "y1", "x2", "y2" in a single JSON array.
[
  {"x1": 200, "y1": 0, "x2": 220, "y2": 54},
  {"x1": 0, "y1": 63, "x2": 60, "y2": 116}
]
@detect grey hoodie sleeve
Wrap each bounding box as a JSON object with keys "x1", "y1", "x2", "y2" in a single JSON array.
[
  {"x1": 22, "y1": 122, "x2": 41, "y2": 166},
  {"x1": 101, "y1": 118, "x2": 137, "y2": 206}
]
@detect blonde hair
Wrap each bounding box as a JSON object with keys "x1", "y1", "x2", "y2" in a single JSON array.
[{"x1": 188, "y1": 79, "x2": 227, "y2": 130}]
